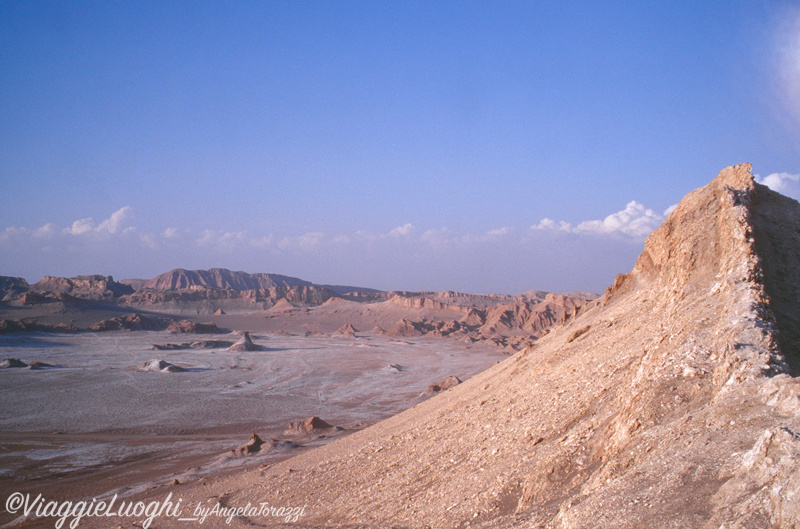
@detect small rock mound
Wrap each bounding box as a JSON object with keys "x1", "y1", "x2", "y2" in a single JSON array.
[
  {"x1": 137, "y1": 359, "x2": 186, "y2": 373},
  {"x1": 227, "y1": 332, "x2": 263, "y2": 351},
  {"x1": 0, "y1": 320, "x2": 78, "y2": 333},
  {"x1": 89, "y1": 313, "x2": 172, "y2": 332},
  {"x1": 166, "y1": 320, "x2": 219, "y2": 334},
  {"x1": 0, "y1": 358, "x2": 28, "y2": 368},
  {"x1": 284, "y1": 416, "x2": 343, "y2": 436},
  {"x1": 335, "y1": 323, "x2": 358, "y2": 337},
  {"x1": 232, "y1": 433, "x2": 266, "y2": 456},
  {"x1": 426, "y1": 375, "x2": 462, "y2": 394},
  {"x1": 28, "y1": 361, "x2": 55, "y2": 369},
  {"x1": 214, "y1": 308, "x2": 225, "y2": 315},
  {"x1": 150, "y1": 340, "x2": 233, "y2": 351},
  {"x1": 231, "y1": 434, "x2": 301, "y2": 457},
  {"x1": 385, "y1": 363, "x2": 404, "y2": 373},
  {"x1": 382, "y1": 318, "x2": 430, "y2": 337}
]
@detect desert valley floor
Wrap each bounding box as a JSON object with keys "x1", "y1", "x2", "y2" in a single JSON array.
[{"x1": 0, "y1": 329, "x2": 503, "y2": 526}]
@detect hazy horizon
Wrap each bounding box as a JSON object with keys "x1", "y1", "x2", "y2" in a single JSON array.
[{"x1": 2, "y1": 2, "x2": 800, "y2": 294}]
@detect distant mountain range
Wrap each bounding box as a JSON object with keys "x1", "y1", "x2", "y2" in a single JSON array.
[
  {"x1": 0, "y1": 267, "x2": 597, "y2": 349},
  {"x1": 0, "y1": 267, "x2": 384, "y2": 301},
  {"x1": 136, "y1": 267, "x2": 383, "y2": 295}
]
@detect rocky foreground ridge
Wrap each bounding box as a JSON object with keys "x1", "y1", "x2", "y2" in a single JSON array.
[{"x1": 111, "y1": 164, "x2": 800, "y2": 528}]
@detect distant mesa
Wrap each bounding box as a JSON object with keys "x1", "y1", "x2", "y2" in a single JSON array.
[
  {"x1": 227, "y1": 331, "x2": 263, "y2": 352},
  {"x1": 137, "y1": 359, "x2": 186, "y2": 373},
  {"x1": 283, "y1": 416, "x2": 343, "y2": 436},
  {"x1": 30, "y1": 274, "x2": 134, "y2": 300},
  {"x1": 0, "y1": 276, "x2": 29, "y2": 302},
  {"x1": 142, "y1": 268, "x2": 316, "y2": 291}
]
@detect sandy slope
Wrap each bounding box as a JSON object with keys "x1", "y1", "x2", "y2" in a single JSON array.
[{"x1": 56, "y1": 164, "x2": 800, "y2": 529}]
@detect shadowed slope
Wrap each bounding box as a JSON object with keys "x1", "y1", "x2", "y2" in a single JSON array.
[{"x1": 750, "y1": 184, "x2": 800, "y2": 374}]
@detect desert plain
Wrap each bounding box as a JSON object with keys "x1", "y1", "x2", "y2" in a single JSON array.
[{"x1": 0, "y1": 321, "x2": 508, "y2": 527}]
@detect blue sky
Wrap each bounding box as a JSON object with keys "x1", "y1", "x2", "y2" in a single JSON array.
[{"x1": 2, "y1": 1, "x2": 800, "y2": 294}]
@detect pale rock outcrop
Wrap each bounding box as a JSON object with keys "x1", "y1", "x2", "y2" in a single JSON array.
[
  {"x1": 226, "y1": 331, "x2": 263, "y2": 351},
  {"x1": 137, "y1": 359, "x2": 186, "y2": 373},
  {"x1": 283, "y1": 416, "x2": 343, "y2": 436}
]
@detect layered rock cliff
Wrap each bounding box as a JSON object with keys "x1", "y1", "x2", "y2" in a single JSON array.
[
  {"x1": 29, "y1": 275, "x2": 133, "y2": 300},
  {"x1": 141, "y1": 268, "x2": 314, "y2": 291}
]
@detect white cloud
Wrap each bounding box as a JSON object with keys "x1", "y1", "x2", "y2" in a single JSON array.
[
  {"x1": 486, "y1": 227, "x2": 512, "y2": 237},
  {"x1": 532, "y1": 201, "x2": 664, "y2": 238},
  {"x1": 97, "y1": 206, "x2": 134, "y2": 234},
  {"x1": 250, "y1": 234, "x2": 274, "y2": 248},
  {"x1": 0, "y1": 226, "x2": 26, "y2": 242},
  {"x1": 419, "y1": 227, "x2": 453, "y2": 246},
  {"x1": 389, "y1": 223, "x2": 414, "y2": 237},
  {"x1": 34, "y1": 223, "x2": 56, "y2": 239},
  {"x1": 575, "y1": 201, "x2": 662, "y2": 237},
  {"x1": 65, "y1": 217, "x2": 95, "y2": 235},
  {"x1": 140, "y1": 233, "x2": 158, "y2": 249},
  {"x1": 197, "y1": 229, "x2": 247, "y2": 247},
  {"x1": 532, "y1": 218, "x2": 573, "y2": 232},
  {"x1": 278, "y1": 232, "x2": 325, "y2": 251},
  {"x1": 162, "y1": 227, "x2": 179, "y2": 239},
  {"x1": 755, "y1": 172, "x2": 800, "y2": 200},
  {"x1": 64, "y1": 207, "x2": 135, "y2": 236},
  {"x1": 296, "y1": 232, "x2": 324, "y2": 251}
]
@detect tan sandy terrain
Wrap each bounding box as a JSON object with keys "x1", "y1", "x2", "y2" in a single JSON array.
[{"x1": 43, "y1": 164, "x2": 799, "y2": 529}]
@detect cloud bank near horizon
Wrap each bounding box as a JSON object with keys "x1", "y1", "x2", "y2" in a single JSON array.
[
  {"x1": 6, "y1": 173, "x2": 800, "y2": 294},
  {"x1": 4, "y1": 177, "x2": 798, "y2": 294},
  {"x1": 0, "y1": 198, "x2": 667, "y2": 294}
]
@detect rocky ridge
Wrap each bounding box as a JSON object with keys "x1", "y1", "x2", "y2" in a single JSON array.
[
  {"x1": 139, "y1": 164, "x2": 800, "y2": 529},
  {"x1": 1, "y1": 273, "x2": 594, "y2": 347},
  {"x1": 30, "y1": 274, "x2": 134, "y2": 300}
]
